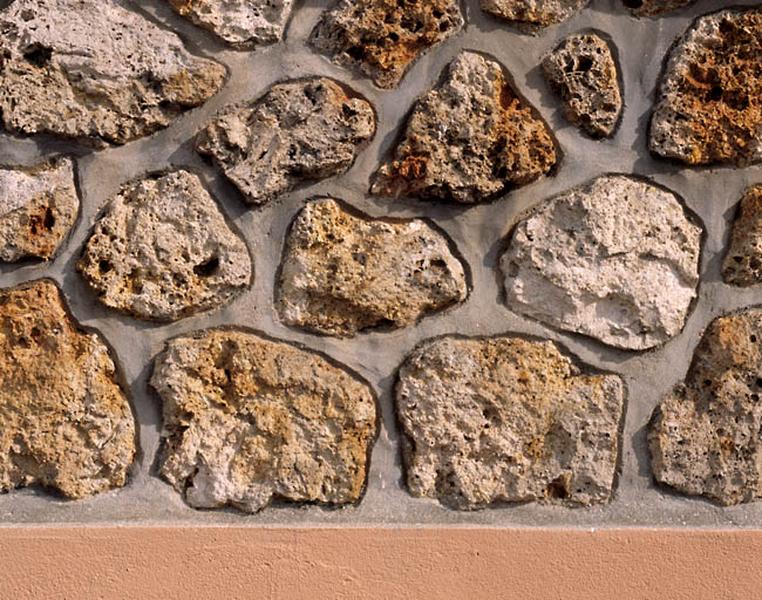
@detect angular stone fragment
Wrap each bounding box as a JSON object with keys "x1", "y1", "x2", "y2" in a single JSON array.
[
  {"x1": 500, "y1": 175, "x2": 701, "y2": 351},
  {"x1": 396, "y1": 335, "x2": 625, "y2": 509},
  {"x1": 542, "y1": 32, "x2": 622, "y2": 138},
  {"x1": 722, "y1": 186, "x2": 762, "y2": 287},
  {"x1": 0, "y1": 280, "x2": 136, "y2": 498},
  {"x1": 650, "y1": 309, "x2": 762, "y2": 505},
  {"x1": 152, "y1": 329, "x2": 377, "y2": 512},
  {"x1": 650, "y1": 8, "x2": 762, "y2": 166},
  {"x1": 372, "y1": 52, "x2": 557, "y2": 204},
  {"x1": 309, "y1": 0, "x2": 463, "y2": 89},
  {"x1": 0, "y1": 158, "x2": 79, "y2": 262},
  {"x1": 277, "y1": 198, "x2": 468, "y2": 337},
  {"x1": 197, "y1": 78, "x2": 375, "y2": 205},
  {"x1": 0, "y1": 0, "x2": 225, "y2": 146},
  {"x1": 621, "y1": 0, "x2": 696, "y2": 17},
  {"x1": 78, "y1": 170, "x2": 251, "y2": 322},
  {"x1": 481, "y1": 0, "x2": 589, "y2": 31}
]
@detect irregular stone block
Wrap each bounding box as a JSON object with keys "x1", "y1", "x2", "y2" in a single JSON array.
[
  {"x1": 722, "y1": 185, "x2": 762, "y2": 287},
  {"x1": 396, "y1": 335, "x2": 625, "y2": 509},
  {"x1": 621, "y1": 0, "x2": 696, "y2": 17},
  {"x1": 309, "y1": 0, "x2": 463, "y2": 89},
  {"x1": 152, "y1": 329, "x2": 378, "y2": 512},
  {"x1": 542, "y1": 32, "x2": 622, "y2": 138},
  {"x1": 481, "y1": 0, "x2": 589, "y2": 31},
  {"x1": 78, "y1": 170, "x2": 251, "y2": 322},
  {"x1": 0, "y1": 158, "x2": 79, "y2": 262},
  {"x1": 197, "y1": 78, "x2": 375, "y2": 205},
  {"x1": 650, "y1": 8, "x2": 762, "y2": 166},
  {"x1": 0, "y1": 280, "x2": 135, "y2": 499},
  {"x1": 500, "y1": 175, "x2": 701, "y2": 351},
  {"x1": 372, "y1": 52, "x2": 557, "y2": 204},
  {"x1": 277, "y1": 198, "x2": 468, "y2": 337},
  {"x1": 0, "y1": 0, "x2": 226, "y2": 146}
]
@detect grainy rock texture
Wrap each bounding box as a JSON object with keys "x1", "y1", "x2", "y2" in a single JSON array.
[
  {"x1": 167, "y1": 0, "x2": 294, "y2": 48},
  {"x1": 481, "y1": 0, "x2": 589, "y2": 30},
  {"x1": 622, "y1": 0, "x2": 696, "y2": 17},
  {"x1": 78, "y1": 170, "x2": 251, "y2": 322},
  {"x1": 650, "y1": 8, "x2": 762, "y2": 166},
  {"x1": 0, "y1": 280, "x2": 135, "y2": 498},
  {"x1": 0, "y1": 158, "x2": 79, "y2": 262},
  {"x1": 372, "y1": 52, "x2": 557, "y2": 204},
  {"x1": 277, "y1": 198, "x2": 468, "y2": 337},
  {"x1": 0, "y1": 0, "x2": 226, "y2": 146},
  {"x1": 500, "y1": 175, "x2": 701, "y2": 350},
  {"x1": 309, "y1": 0, "x2": 463, "y2": 89},
  {"x1": 542, "y1": 32, "x2": 622, "y2": 138},
  {"x1": 650, "y1": 309, "x2": 762, "y2": 505},
  {"x1": 197, "y1": 78, "x2": 375, "y2": 205},
  {"x1": 396, "y1": 335, "x2": 625, "y2": 509},
  {"x1": 723, "y1": 186, "x2": 762, "y2": 287},
  {"x1": 152, "y1": 329, "x2": 377, "y2": 512}
]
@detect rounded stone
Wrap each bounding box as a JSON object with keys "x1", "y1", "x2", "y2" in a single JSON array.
[{"x1": 481, "y1": 0, "x2": 589, "y2": 31}]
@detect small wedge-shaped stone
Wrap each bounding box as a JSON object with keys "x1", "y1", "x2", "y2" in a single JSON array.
[
  {"x1": 372, "y1": 52, "x2": 557, "y2": 204},
  {"x1": 277, "y1": 198, "x2": 468, "y2": 337},
  {"x1": 650, "y1": 309, "x2": 762, "y2": 505},
  {"x1": 78, "y1": 170, "x2": 251, "y2": 322},
  {"x1": 0, "y1": 158, "x2": 79, "y2": 262},
  {"x1": 152, "y1": 329, "x2": 378, "y2": 512},
  {"x1": 650, "y1": 8, "x2": 762, "y2": 166},
  {"x1": 622, "y1": 0, "x2": 696, "y2": 17},
  {"x1": 722, "y1": 186, "x2": 762, "y2": 286},
  {"x1": 309, "y1": 0, "x2": 463, "y2": 89},
  {"x1": 0, "y1": 280, "x2": 136, "y2": 498},
  {"x1": 542, "y1": 33, "x2": 622, "y2": 138},
  {"x1": 481, "y1": 0, "x2": 589, "y2": 31},
  {"x1": 397, "y1": 335, "x2": 625, "y2": 509},
  {"x1": 0, "y1": 0, "x2": 226, "y2": 146},
  {"x1": 197, "y1": 78, "x2": 375, "y2": 205},
  {"x1": 500, "y1": 175, "x2": 701, "y2": 350}
]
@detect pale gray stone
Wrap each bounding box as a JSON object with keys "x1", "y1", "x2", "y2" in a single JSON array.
[{"x1": 722, "y1": 185, "x2": 762, "y2": 286}]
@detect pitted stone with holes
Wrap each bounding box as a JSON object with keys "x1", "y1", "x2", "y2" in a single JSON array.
[
  {"x1": 622, "y1": 0, "x2": 696, "y2": 17},
  {"x1": 481, "y1": 0, "x2": 589, "y2": 31},
  {"x1": 722, "y1": 185, "x2": 762, "y2": 287}
]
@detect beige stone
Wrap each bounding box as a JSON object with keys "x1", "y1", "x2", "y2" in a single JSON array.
[
  {"x1": 722, "y1": 185, "x2": 762, "y2": 287},
  {"x1": 622, "y1": 0, "x2": 696, "y2": 17},
  {"x1": 481, "y1": 0, "x2": 589, "y2": 31}
]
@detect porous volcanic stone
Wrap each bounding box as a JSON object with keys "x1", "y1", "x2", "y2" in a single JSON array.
[
  {"x1": 542, "y1": 32, "x2": 622, "y2": 138},
  {"x1": 197, "y1": 78, "x2": 375, "y2": 205},
  {"x1": 723, "y1": 186, "x2": 762, "y2": 287},
  {"x1": 481, "y1": 0, "x2": 589, "y2": 31},
  {"x1": 0, "y1": 280, "x2": 135, "y2": 498},
  {"x1": 372, "y1": 52, "x2": 557, "y2": 204},
  {"x1": 309, "y1": 0, "x2": 463, "y2": 89},
  {"x1": 78, "y1": 170, "x2": 251, "y2": 322},
  {"x1": 0, "y1": 158, "x2": 79, "y2": 262},
  {"x1": 396, "y1": 335, "x2": 625, "y2": 509},
  {"x1": 650, "y1": 8, "x2": 762, "y2": 166},
  {"x1": 650, "y1": 309, "x2": 762, "y2": 505},
  {"x1": 152, "y1": 329, "x2": 377, "y2": 512},
  {"x1": 500, "y1": 175, "x2": 701, "y2": 351},
  {"x1": 0, "y1": 0, "x2": 225, "y2": 146},
  {"x1": 277, "y1": 198, "x2": 468, "y2": 337},
  {"x1": 622, "y1": 0, "x2": 696, "y2": 17}
]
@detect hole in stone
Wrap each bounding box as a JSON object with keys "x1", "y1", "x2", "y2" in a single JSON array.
[
  {"x1": 22, "y1": 44, "x2": 53, "y2": 67},
  {"x1": 709, "y1": 86, "x2": 723, "y2": 101},
  {"x1": 194, "y1": 256, "x2": 220, "y2": 277},
  {"x1": 578, "y1": 57, "x2": 594, "y2": 72},
  {"x1": 388, "y1": 31, "x2": 399, "y2": 42},
  {"x1": 546, "y1": 476, "x2": 569, "y2": 499},
  {"x1": 751, "y1": 335, "x2": 758, "y2": 343},
  {"x1": 98, "y1": 260, "x2": 112, "y2": 273},
  {"x1": 346, "y1": 45, "x2": 365, "y2": 61},
  {"x1": 43, "y1": 207, "x2": 55, "y2": 230}
]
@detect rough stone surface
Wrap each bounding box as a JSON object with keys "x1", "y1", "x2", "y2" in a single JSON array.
[
  {"x1": 277, "y1": 198, "x2": 468, "y2": 337},
  {"x1": 372, "y1": 52, "x2": 557, "y2": 204},
  {"x1": 0, "y1": 280, "x2": 135, "y2": 499},
  {"x1": 722, "y1": 186, "x2": 762, "y2": 287},
  {"x1": 481, "y1": 0, "x2": 589, "y2": 31},
  {"x1": 500, "y1": 175, "x2": 701, "y2": 351},
  {"x1": 152, "y1": 329, "x2": 377, "y2": 512},
  {"x1": 0, "y1": 158, "x2": 79, "y2": 262},
  {"x1": 396, "y1": 335, "x2": 624, "y2": 509},
  {"x1": 197, "y1": 78, "x2": 375, "y2": 205},
  {"x1": 0, "y1": 0, "x2": 226, "y2": 146},
  {"x1": 309, "y1": 0, "x2": 463, "y2": 89},
  {"x1": 542, "y1": 32, "x2": 622, "y2": 138},
  {"x1": 650, "y1": 309, "x2": 762, "y2": 506},
  {"x1": 622, "y1": 0, "x2": 696, "y2": 17},
  {"x1": 168, "y1": 0, "x2": 294, "y2": 48},
  {"x1": 78, "y1": 170, "x2": 251, "y2": 322},
  {"x1": 650, "y1": 8, "x2": 762, "y2": 166}
]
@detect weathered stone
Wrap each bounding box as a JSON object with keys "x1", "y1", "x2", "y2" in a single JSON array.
[
  {"x1": 78, "y1": 170, "x2": 251, "y2": 322},
  {"x1": 650, "y1": 8, "x2": 762, "y2": 166},
  {"x1": 481, "y1": 0, "x2": 589, "y2": 31},
  {"x1": 152, "y1": 329, "x2": 377, "y2": 512},
  {"x1": 500, "y1": 175, "x2": 701, "y2": 351},
  {"x1": 0, "y1": 0, "x2": 225, "y2": 146},
  {"x1": 542, "y1": 32, "x2": 622, "y2": 138},
  {"x1": 650, "y1": 309, "x2": 762, "y2": 506},
  {"x1": 197, "y1": 78, "x2": 375, "y2": 205},
  {"x1": 167, "y1": 0, "x2": 294, "y2": 48},
  {"x1": 372, "y1": 52, "x2": 557, "y2": 204},
  {"x1": 396, "y1": 335, "x2": 624, "y2": 509},
  {"x1": 722, "y1": 186, "x2": 762, "y2": 287},
  {"x1": 309, "y1": 0, "x2": 463, "y2": 89},
  {"x1": 0, "y1": 280, "x2": 135, "y2": 499},
  {"x1": 622, "y1": 0, "x2": 696, "y2": 17},
  {"x1": 0, "y1": 158, "x2": 79, "y2": 262},
  {"x1": 277, "y1": 198, "x2": 468, "y2": 337}
]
